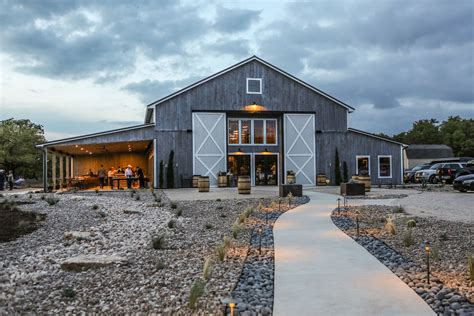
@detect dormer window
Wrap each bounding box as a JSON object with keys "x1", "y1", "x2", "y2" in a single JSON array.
[{"x1": 246, "y1": 78, "x2": 262, "y2": 94}]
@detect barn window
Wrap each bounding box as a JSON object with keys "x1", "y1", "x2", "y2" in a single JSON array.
[
  {"x1": 228, "y1": 118, "x2": 277, "y2": 145},
  {"x1": 378, "y1": 155, "x2": 392, "y2": 178},
  {"x1": 356, "y1": 155, "x2": 370, "y2": 175},
  {"x1": 228, "y1": 120, "x2": 239, "y2": 144},
  {"x1": 246, "y1": 78, "x2": 262, "y2": 94}
]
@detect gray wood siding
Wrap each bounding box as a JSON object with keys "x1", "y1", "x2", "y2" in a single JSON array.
[
  {"x1": 155, "y1": 60, "x2": 350, "y2": 187},
  {"x1": 316, "y1": 131, "x2": 403, "y2": 184}
]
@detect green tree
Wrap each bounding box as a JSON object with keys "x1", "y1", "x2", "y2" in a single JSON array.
[
  {"x1": 395, "y1": 119, "x2": 441, "y2": 144},
  {"x1": 440, "y1": 116, "x2": 474, "y2": 156},
  {"x1": 0, "y1": 118, "x2": 45, "y2": 178},
  {"x1": 166, "y1": 150, "x2": 174, "y2": 189},
  {"x1": 342, "y1": 161, "x2": 348, "y2": 183},
  {"x1": 159, "y1": 160, "x2": 164, "y2": 188},
  {"x1": 335, "y1": 148, "x2": 342, "y2": 185}
]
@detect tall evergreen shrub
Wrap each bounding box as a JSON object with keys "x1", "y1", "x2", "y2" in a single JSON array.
[
  {"x1": 335, "y1": 148, "x2": 342, "y2": 185},
  {"x1": 167, "y1": 150, "x2": 175, "y2": 189}
]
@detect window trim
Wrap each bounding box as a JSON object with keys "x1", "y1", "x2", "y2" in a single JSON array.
[
  {"x1": 228, "y1": 118, "x2": 278, "y2": 146},
  {"x1": 246, "y1": 78, "x2": 262, "y2": 94},
  {"x1": 356, "y1": 155, "x2": 371, "y2": 176},
  {"x1": 377, "y1": 155, "x2": 392, "y2": 179}
]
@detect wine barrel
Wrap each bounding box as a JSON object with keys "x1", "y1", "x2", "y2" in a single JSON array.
[
  {"x1": 358, "y1": 175, "x2": 371, "y2": 192},
  {"x1": 316, "y1": 174, "x2": 327, "y2": 186},
  {"x1": 198, "y1": 176, "x2": 210, "y2": 192},
  {"x1": 218, "y1": 175, "x2": 227, "y2": 187},
  {"x1": 286, "y1": 174, "x2": 296, "y2": 184},
  {"x1": 351, "y1": 175, "x2": 359, "y2": 182},
  {"x1": 238, "y1": 176, "x2": 251, "y2": 194},
  {"x1": 192, "y1": 175, "x2": 200, "y2": 188}
]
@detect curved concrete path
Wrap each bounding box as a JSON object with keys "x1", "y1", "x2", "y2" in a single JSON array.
[{"x1": 273, "y1": 191, "x2": 434, "y2": 316}]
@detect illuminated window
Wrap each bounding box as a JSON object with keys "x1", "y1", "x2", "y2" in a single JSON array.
[
  {"x1": 254, "y1": 120, "x2": 264, "y2": 144},
  {"x1": 356, "y1": 155, "x2": 370, "y2": 175},
  {"x1": 266, "y1": 120, "x2": 276, "y2": 144},
  {"x1": 378, "y1": 155, "x2": 392, "y2": 178},
  {"x1": 228, "y1": 120, "x2": 239, "y2": 144},
  {"x1": 241, "y1": 120, "x2": 251, "y2": 144}
]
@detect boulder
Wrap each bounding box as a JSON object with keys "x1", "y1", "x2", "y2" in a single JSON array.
[
  {"x1": 61, "y1": 255, "x2": 127, "y2": 272},
  {"x1": 64, "y1": 231, "x2": 93, "y2": 240}
]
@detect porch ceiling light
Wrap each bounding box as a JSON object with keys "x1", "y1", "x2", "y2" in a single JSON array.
[{"x1": 244, "y1": 102, "x2": 265, "y2": 113}]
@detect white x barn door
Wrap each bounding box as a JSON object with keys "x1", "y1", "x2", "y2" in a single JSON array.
[
  {"x1": 192, "y1": 112, "x2": 226, "y2": 186},
  {"x1": 284, "y1": 113, "x2": 316, "y2": 186}
]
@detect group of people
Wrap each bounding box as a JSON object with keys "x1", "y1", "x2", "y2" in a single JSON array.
[
  {"x1": 93, "y1": 165, "x2": 145, "y2": 189},
  {"x1": 0, "y1": 170, "x2": 15, "y2": 191}
]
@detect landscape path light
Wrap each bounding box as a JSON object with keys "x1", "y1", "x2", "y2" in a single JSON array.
[
  {"x1": 355, "y1": 210, "x2": 360, "y2": 236},
  {"x1": 425, "y1": 240, "x2": 431, "y2": 284},
  {"x1": 337, "y1": 198, "x2": 341, "y2": 211}
]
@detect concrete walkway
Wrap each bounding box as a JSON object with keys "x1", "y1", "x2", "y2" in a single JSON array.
[{"x1": 273, "y1": 191, "x2": 434, "y2": 316}]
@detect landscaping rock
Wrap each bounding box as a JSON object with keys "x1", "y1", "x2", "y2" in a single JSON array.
[{"x1": 60, "y1": 255, "x2": 127, "y2": 271}]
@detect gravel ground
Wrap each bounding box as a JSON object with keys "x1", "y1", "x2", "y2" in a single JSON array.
[
  {"x1": 0, "y1": 190, "x2": 272, "y2": 314},
  {"x1": 332, "y1": 205, "x2": 474, "y2": 315}
]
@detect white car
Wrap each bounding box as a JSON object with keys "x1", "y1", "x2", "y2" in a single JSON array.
[{"x1": 414, "y1": 162, "x2": 465, "y2": 184}]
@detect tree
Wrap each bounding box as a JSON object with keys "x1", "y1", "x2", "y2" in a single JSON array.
[
  {"x1": 440, "y1": 116, "x2": 474, "y2": 156},
  {"x1": 342, "y1": 161, "x2": 348, "y2": 183},
  {"x1": 159, "y1": 160, "x2": 164, "y2": 188},
  {"x1": 335, "y1": 148, "x2": 342, "y2": 185},
  {"x1": 166, "y1": 150, "x2": 174, "y2": 189},
  {"x1": 393, "y1": 119, "x2": 440, "y2": 144},
  {"x1": 0, "y1": 118, "x2": 45, "y2": 178}
]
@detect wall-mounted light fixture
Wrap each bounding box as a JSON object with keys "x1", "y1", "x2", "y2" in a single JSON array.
[{"x1": 244, "y1": 102, "x2": 265, "y2": 113}]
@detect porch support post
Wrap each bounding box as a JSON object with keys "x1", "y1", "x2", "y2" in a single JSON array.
[
  {"x1": 42, "y1": 149, "x2": 48, "y2": 192},
  {"x1": 153, "y1": 139, "x2": 157, "y2": 189},
  {"x1": 65, "y1": 155, "x2": 70, "y2": 180},
  {"x1": 52, "y1": 153, "x2": 57, "y2": 191},
  {"x1": 59, "y1": 155, "x2": 64, "y2": 190},
  {"x1": 70, "y1": 156, "x2": 74, "y2": 178}
]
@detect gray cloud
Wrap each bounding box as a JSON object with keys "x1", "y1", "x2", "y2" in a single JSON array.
[
  {"x1": 122, "y1": 76, "x2": 202, "y2": 104},
  {"x1": 213, "y1": 6, "x2": 261, "y2": 33}
]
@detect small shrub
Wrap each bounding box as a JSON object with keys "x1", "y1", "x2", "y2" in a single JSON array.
[
  {"x1": 40, "y1": 195, "x2": 45, "y2": 200},
  {"x1": 92, "y1": 204, "x2": 99, "y2": 210},
  {"x1": 95, "y1": 189, "x2": 99, "y2": 194},
  {"x1": 244, "y1": 206, "x2": 253, "y2": 218},
  {"x1": 188, "y1": 278, "x2": 205, "y2": 310},
  {"x1": 170, "y1": 202, "x2": 177, "y2": 209},
  {"x1": 204, "y1": 223, "x2": 213, "y2": 230},
  {"x1": 132, "y1": 189, "x2": 137, "y2": 194},
  {"x1": 62, "y1": 287, "x2": 76, "y2": 298},
  {"x1": 155, "y1": 259, "x2": 166, "y2": 270},
  {"x1": 216, "y1": 198, "x2": 221, "y2": 202},
  {"x1": 223, "y1": 235, "x2": 232, "y2": 249},
  {"x1": 431, "y1": 246, "x2": 440, "y2": 261},
  {"x1": 394, "y1": 205, "x2": 405, "y2": 214},
  {"x1": 135, "y1": 195, "x2": 140, "y2": 201},
  {"x1": 215, "y1": 244, "x2": 226, "y2": 261},
  {"x1": 220, "y1": 214, "x2": 226, "y2": 218},
  {"x1": 402, "y1": 229, "x2": 415, "y2": 247},
  {"x1": 130, "y1": 192, "x2": 135, "y2": 198},
  {"x1": 384, "y1": 215, "x2": 396, "y2": 235},
  {"x1": 155, "y1": 197, "x2": 161, "y2": 203},
  {"x1": 216, "y1": 205, "x2": 223, "y2": 210},
  {"x1": 439, "y1": 231, "x2": 448, "y2": 241},
  {"x1": 28, "y1": 194, "x2": 32, "y2": 199},
  {"x1": 167, "y1": 219, "x2": 176, "y2": 229},
  {"x1": 232, "y1": 222, "x2": 242, "y2": 239},
  {"x1": 175, "y1": 208, "x2": 183, "y2": 217},
  {"x1": 238, "y1": 212, "x2": 246, "y2": 224},
  {"x1": 287, "y1": 192, "x2": 294, "y2": 207},
  {"x1": 149, "y1": 186, "x2": 154, "y2": 194},
  {"x1": 151, "y1": 234, "x2": 166, "y2": 250},
  {"x1": 406, "y1": 219, "x2": 416, "y2": 228},
  {"x1": 45, "y1": 195, "x2": 59, "y2": 206},
  {"x1": 468, "y1": 254, "x2": 474, "y2": 281},
  {"x1": 98, "y1": 211, "x2": 107, "y2": 218},
  {"x1": 203, "y1": 258, "x2": 212, "y2": 281},
  {"x1": 258, "y1": 202, "x2": 264, "y2": 211}
]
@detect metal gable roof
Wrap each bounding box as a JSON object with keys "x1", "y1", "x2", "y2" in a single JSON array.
[{"x1": 144, "y1": 55, "x2": 355, "y2": 113}]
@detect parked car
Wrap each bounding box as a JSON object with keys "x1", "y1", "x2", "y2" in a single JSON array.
[
  {"x1": 404, "y1": 164, "x2": 430, "y2": 183},
  {"x1": 414, "y1": 163, "x2": 444, "y2": 183},
  {"x1": 453, "y1": 174, "x2": 474, "y2": 192},
  {"x1": 435, "y1": 162, "x2": 467, "y2": 184},
  {"x1": 454, "y1": 160, "x2": 474, "y2": 178}
]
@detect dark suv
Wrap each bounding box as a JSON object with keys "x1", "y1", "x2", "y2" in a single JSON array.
[{"x1": 435, "y1": 162, "x2": 467, "y2": 184}]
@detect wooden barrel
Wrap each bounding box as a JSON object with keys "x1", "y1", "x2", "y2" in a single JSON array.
[
  {"x1": 218, "y1": 175, "x2": 227, "y2": 187},
  {"x1": 238, "y1": 176, "x2": 251, "y2": 194},
  {"x1": 316, "y1": 174, "x2": 327, "y2": 186},
  {"x1": 351, "y1": 175, "x2": 359, "y2": 182},
  {"x1": 286, "y1": 174, "x2": 296, "y2": 184},
  {"x1": 358, "y1": 175, "x2": 371, "y2": 192},
  {"x1": 192, "y1": 175, "x2": 200, "y2": 188},
  {"x1": 198, "y1": 176, "x2": 209, "y2": 192}
]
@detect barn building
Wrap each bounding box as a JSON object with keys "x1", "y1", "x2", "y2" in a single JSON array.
[{"x1": 37, "y1": 56, "x2": 405, "y2": 190}]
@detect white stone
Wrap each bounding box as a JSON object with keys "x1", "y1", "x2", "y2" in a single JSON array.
[
  {"x1": 64, "y1": 231, "x2": 92, "y2": 240},
  {"x1": 60, "y1": 255, "x2": 127, "y2": 271}
]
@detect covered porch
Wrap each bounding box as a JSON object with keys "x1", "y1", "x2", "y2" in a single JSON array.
[{"x1": 36, "y1": 124, "x2": 156, "y2": 192}]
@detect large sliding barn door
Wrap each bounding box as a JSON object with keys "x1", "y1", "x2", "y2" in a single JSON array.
[
  {"x1": 192, "y1": 112, "x2": 226, "y2": 186},
  {"x1": 284, "y1": 114, "x2": 316, "y2": 186}
]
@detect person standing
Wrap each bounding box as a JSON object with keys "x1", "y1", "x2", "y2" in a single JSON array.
[
  {"x1": 7, "y1": 170, "x2": 14, "y2": 190},
  {"x1": 0, "y1": 170, "x2": 5, "y2": 191},
  {"x1": 136, "y1": 166, "x2": 145, "y2": 188},
  {"x1": 107, "y1": 167, "x2": 115, "y2": 187},
  {"x1": 125, "y1": 165, "x2": 133, "y2": 189},
  {"x1": 97, "y1": 165, "x2": 106, "y2": 189}
]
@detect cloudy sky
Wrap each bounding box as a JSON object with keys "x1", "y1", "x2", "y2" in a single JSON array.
[{"x1": 1, "y1": 0, "x2": 473, "y2": 141}]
